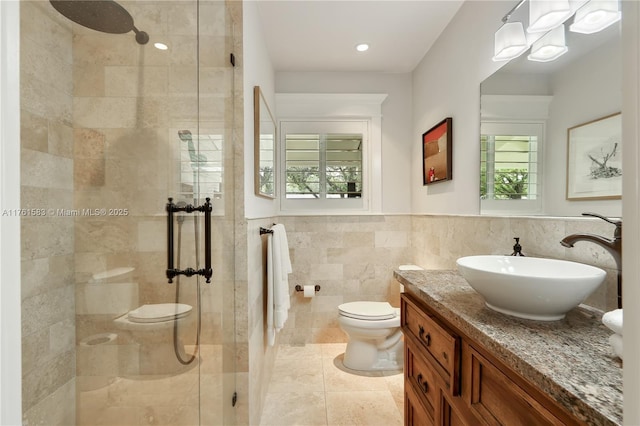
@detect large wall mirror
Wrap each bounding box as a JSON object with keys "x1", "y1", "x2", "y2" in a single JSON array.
[
  {"x1": 254, "y1": 86, "x2": 276, "y2": 198},
  {"x1": 480, "y1": 3, "x2": 621, "y2": 217}
]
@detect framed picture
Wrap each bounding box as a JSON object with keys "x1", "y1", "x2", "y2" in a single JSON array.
[
  {"x1": 566, "y1": 112, "x2": 622, "y2": 200},
  {"x1": 422, "y1": 117, "x2": 452, "y2": 185}
]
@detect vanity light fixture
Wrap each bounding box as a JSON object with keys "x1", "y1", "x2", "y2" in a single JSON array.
[
  {"x1": 154, "y1": 42, "x2": 168, "y2": 50},
  {"x1": 356, "y1": 43, "x2": 369, "y2": 52},
  {"x1": 570, "y1": 0, "x2": 621, "y2": 34},
  {"x1": 527, "y1": 0, "x2": 573, "y2": 33},
  {"x1": 492, "y1": 22, "x2": 529, "y2": 62},
  {"x1": 528, "y1": 24, "x2": 568, "y2": 62}
]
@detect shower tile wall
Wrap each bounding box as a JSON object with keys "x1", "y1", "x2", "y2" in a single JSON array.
[
  {"x1": 20, "y1": 2, "x2": 76, "y2": 424},
  {"x1": 71, "y1": 1, "x2": 238, "y2": 423},
  {"x1": 20, "y1": 0, "x2": 237, "y2": 425}
]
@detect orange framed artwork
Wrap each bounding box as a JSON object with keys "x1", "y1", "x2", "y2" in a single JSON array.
[{"x1": 422, "y1": 117, "x2": 452, "y2": 185}]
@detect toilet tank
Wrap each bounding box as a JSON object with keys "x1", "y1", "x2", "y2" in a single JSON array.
[{"x1": 76, "y1": 267, "x2": 139, "y2": 316}]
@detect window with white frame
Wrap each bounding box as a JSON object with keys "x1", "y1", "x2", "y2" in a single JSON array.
[
  {"x1": 275, "y1": 93, "x2": 386, "y2": 214},
  {"x1": 280, "y1": 120, "x2": 367, "y2": 211},
  {"x1": 480, "y1": 122, "x2": 544, "y2": 214}
]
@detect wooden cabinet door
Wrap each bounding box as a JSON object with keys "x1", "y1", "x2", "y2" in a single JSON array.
[
  {"x1": 406, "y1": 374, "x2": 436, "y2": 426},
  {"x1": 466, "y1": 346, "x2": 564, "y2": 426}
]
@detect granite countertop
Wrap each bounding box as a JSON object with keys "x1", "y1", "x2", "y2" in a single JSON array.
[{"x1": 394, "y1": 269, "x2": 623, "y2": 426}]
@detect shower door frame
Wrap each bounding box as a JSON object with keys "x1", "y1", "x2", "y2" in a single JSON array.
[{"x1": 0, "y1": 1, "x2": 23, "y2": 424}]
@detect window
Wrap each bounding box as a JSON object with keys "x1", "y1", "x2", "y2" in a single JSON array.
[
  {"x1": 285, "y1": 132, "x2": 362, "y2": 199},
  {"x1": 280, "y1": 120, "x2": 367, "y2": 211},
  {"x1": 480, "y1": 122, "x2": 543, "y2": 214}
]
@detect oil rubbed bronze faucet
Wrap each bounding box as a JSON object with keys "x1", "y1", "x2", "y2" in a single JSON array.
[{"x1": 560, "y1": 212, "x2": 622, "y2": 308}]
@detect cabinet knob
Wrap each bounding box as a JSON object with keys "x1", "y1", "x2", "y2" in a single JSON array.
[
  {"x1": 418, "y1": 325, "x2": 431, "y2": 346},
  {"x1": 416, "y1": 373, "x2": 429, "y2": 393}
]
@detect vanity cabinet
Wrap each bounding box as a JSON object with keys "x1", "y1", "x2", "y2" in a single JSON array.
[{"x1": 401, "y1": 293, "x2": 583, "y2": 426}]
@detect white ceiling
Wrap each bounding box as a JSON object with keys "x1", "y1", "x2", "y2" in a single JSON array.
[{"x1": 255, "y1": 0, "x2": 465, "y2": 73}]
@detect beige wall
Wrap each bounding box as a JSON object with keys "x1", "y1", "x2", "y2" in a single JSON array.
[
  {"x1": 20, "y1": 2, "x2": 76, "y2": 424},
  {"x1": 247, "y1": 214, "x2": 618, "y2": 374}
]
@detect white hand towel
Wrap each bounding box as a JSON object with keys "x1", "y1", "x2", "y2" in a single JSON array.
[
  {"x1": 266, "y1": 224, "x2": 293, "y2": 346},
  {"x1": 271, "y1": 224, "x2": 292, "y2": 330},
  {"x1": 266, "y1": 235, "x2": 276, "y2": 346},
  {"x1": 609, "y1": 333, "x2": 623, "y2": 360},
  {"x1": 602, "y1": 309, "x2": 623, "y2": 335}
]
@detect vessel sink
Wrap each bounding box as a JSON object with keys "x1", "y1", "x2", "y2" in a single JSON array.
[{"x1": 456, "y1": 255, "x2": 606, "y2": 321}]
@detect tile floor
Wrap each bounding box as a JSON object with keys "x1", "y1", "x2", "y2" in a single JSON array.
[{"x1": 259, "y1": 343, "x2": 404, "y2": 426}]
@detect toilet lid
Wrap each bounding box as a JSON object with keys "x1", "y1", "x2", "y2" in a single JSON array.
[
  {"x1": 338, "y1": 301, "x2": 397, "y2": 320},
  {"x1": 128, "y1": 303, "x2": 192, "y2": 323}
]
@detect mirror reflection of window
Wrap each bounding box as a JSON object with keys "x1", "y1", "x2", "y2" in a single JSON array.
[
  {"x1": 259, "y1": 129, "x2": 275, "y2": 195},
  {"x1": 254, "y1": 86, "x2": 277, "y2": 199},
  {"x1": 481, "y1": 122, "x2": 543, "y2": 215}
]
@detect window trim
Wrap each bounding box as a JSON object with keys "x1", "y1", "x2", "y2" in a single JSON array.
[{"x1": 275, "y1": 93, "x2": 387, "y2": 215}]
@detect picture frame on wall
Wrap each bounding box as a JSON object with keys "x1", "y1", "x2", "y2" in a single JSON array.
[
  {"x1": 422, "y1": 117, "x2": 452, "y2": 185},
  {"x1": 566, "y1": 112, "x2": 622, "y2": 200}
]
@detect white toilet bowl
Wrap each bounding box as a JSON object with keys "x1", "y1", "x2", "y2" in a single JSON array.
[
  {"x1": 338, "y1": 301, "x2": 404, "y2": 371},
  {"x1": 114, "y1": 303, "x2": 195, "y2": 375}
]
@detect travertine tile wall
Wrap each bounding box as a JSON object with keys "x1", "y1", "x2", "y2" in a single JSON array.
[
  {"x1": 411, "y1": 215, "x2": 619, "y2": 311},
  {"x1": 71, "y1": 0, "x2": 239, "y2": 421},
  {"x1": 20, "y1": 2, "x2": 77, "y2": 424},
  {"x1": 278, "y1": 215, "x2": 412, "y2": 344},
  {"x1": 245, "y1": 218, "x2": 279, "y2": 425},
  {"x1": 20, "y1": 1, "x2": 238, "y2": 425},
  {"x1": 247, "y1": 214, "x2": 617, "y2": 376}
]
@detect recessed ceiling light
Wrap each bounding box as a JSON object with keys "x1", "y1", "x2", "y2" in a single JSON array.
[
  {"x1": 154, "y1": 42, "x2": 168, "y2": 51},
  {"x1": 356, "y1": 43, "x2": 369, "y2": 52}
]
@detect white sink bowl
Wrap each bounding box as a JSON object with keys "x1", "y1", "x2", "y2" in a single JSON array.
[{"x1": 456, "y1": 255, "x2": 606, "y2": 321}]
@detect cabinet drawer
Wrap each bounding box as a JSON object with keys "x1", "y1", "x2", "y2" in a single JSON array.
[
  {"x1": 406, "y1": 340, "x2": 438, "y2": 413},
  {"x1": 402, "y1": 294, "x2": 461, "y2": 395},
  {"x1": 467, "y1": 346, "x2": 564, "y2": 426},
  {"x1": 405, "y1": 369, "x2": 436, "y2": 426}
]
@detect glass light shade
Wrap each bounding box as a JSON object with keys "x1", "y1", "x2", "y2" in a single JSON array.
[
  {"x1": 527, "y1": 0, "x2": 573, "y2": 33},
  {"x1": 527, "y1": 25, "x2": 568, "y2": 62},
  {"x1": 569, "y1": 0, "x2": 621, "y2": 34},
  {"x1": 492, "y1": 22, "x2": 529, "y2": 62}
]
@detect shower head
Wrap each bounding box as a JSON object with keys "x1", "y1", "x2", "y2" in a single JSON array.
[
  {"x1": 178, "y1": 130, "x2": 208, "y2": 167},
  {"x1": 50, "y1": 0, "x2": 149, "y2": 45},
  {"x1": 178, "y1": 130, "x2": 193, "y2": 142}
]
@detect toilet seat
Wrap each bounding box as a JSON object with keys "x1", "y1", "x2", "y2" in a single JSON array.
[
  {"x1": 338, "y1": 301, "x2": 397, "y2": 321},
  {"x1": 128, "y1": 303, "x2": 192, "y2": 323}
]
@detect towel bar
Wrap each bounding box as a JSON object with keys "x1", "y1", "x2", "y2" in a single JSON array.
[{"x1": 259, "y1": 227, "x2": 273, "y2": 235}]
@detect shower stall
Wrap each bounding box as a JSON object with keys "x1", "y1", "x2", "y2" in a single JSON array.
[{"x1": 17, "y1": 0, "x2": 239, "y2": 424}]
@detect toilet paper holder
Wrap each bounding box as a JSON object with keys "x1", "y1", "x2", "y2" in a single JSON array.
[{"x1": 295, "y1": 284, "x2": 321, "y2": 293}]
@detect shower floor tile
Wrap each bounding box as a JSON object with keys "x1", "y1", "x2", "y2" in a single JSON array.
[{"x1": 259, "y1": 343, "x2": 404, "y2": 426}]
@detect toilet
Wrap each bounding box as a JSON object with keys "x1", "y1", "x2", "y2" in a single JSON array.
[
  {"x1": 78, "y1": 267, "x2": 197, "y2": 375},
  {"x1": 338, "y1": 301, "x2": 404, "y2": 371},
  {"x1": 114, "y1": 303, "x2": 195, "y2": 375}
]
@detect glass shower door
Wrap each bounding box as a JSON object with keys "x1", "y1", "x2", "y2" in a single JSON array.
[{"x1": 19, "y1": 0, "x2": 235, "y2": 424}]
